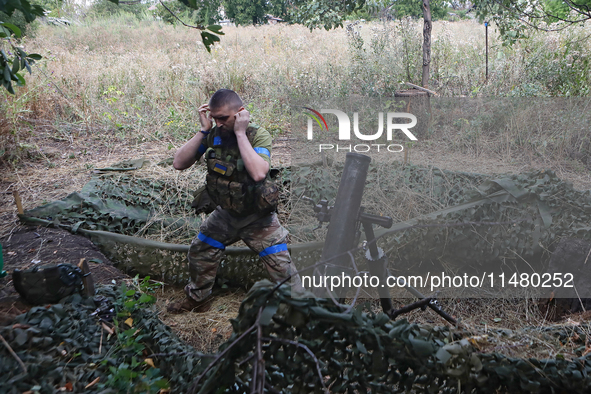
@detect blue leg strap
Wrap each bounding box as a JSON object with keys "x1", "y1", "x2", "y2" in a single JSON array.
[
  {"x1": 259, "y1": 243, "x2": 288, "y2": 257},
  {"x1": 198, "y1": 233, "x2": 225, "y2": 250}
]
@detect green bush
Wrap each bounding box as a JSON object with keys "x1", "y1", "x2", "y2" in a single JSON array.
[
  {"x1": 89, "y1": 0, "x2": 148, "y2": 20},
  {"x1": 155, "y1": 0, "x2": 221, "y2": 26},
  {"x1": 509, "y1": 26, "x2": 591, "y2": 97},
  {"x1": 0, "y1": 10, "x2": 39, "y2": 37}
]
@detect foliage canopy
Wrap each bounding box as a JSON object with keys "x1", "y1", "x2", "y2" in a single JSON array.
[
  {"x1": 0, "y1": 0, "x2": 44, "y2": 94},
  {"x1": 221, "y1": 0, "x2": 366, "y2": 28},
  {"x1": 472, "y1": 0, "x2": 591, "y2": 43},
  {"x1": 366, "y1": 0, "x2": 448, "y2": 21}
]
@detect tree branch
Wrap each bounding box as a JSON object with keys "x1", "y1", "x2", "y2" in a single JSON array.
[
  {"x1": 158, "y1": 0, "x2": 205, "y2": 30},
  {"x1": 0, "y1": 333, "x2": 27, "y2": 374}
]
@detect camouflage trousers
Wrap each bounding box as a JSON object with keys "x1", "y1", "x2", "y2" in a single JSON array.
[{"x1": 185, "y1": 207, "x2": 302, "y2": 302}]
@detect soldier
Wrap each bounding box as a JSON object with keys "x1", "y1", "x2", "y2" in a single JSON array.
[{"x1": 168, "y1": 89, "x2": 301, "y2": 313}]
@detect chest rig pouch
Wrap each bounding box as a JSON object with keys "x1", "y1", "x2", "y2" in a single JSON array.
[
  {"x1": 191, "y1": 184, "x2": 216, "y2": 215},
  {"x1": 202, "y1": 127, "x2": 279, "y2": 217}
]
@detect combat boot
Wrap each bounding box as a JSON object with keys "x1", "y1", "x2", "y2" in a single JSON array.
[{"x1": 166, "y1": 296, "x2": 213, "y2": 314}]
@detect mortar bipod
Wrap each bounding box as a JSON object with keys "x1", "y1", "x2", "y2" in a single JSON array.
[
  {"x1": 357, "y1": 206, "x2": 395, "y2": 316},
  {"x1": 302, "y1": 197, "x2": 457, "y2": 325},
  {"x1": 304, "y1": 198, "x2": 396, "y2": 317}
]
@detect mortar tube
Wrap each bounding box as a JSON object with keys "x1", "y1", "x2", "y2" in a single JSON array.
[{"x1": 317, "y1": 153, "x2": 371, "y2": 299}]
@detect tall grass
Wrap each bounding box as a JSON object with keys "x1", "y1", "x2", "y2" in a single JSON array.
[{"x1": 1, "y1": 13, "x2": 590, "y2": 166}]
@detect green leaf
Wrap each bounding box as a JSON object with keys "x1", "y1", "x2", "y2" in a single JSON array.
[
  {"x1": 118, "y1": 367, "x2": 137, "y2": 379},
  {"x1": 206, "y1": 25, "x2": 224, "y2": 35},
  {"x1": 14, "y1": 73, "x2": 24, "y2": 86},
  {"x1": 0, "y1": 26, "x2": 11, "y2": 38},
  {"x1": 200, "y1": 31, "x2": 220, "y2": 53},
  {"x1": 138, "y1": 293, "x2": 153, "y2": 303},
  {"x1": 4, "y1": 66, "x2": 12, "y2": 82},
  {"x1": 11, "y1": 58, "x2": 20, "y2": 74},
  {"x1": 0, "y1": 22, "x2": 22, "y2": 38},
  {"x1": 155, "y1": 379, "x2": 169, "y2": 389},
  {"x1": 126, "y1": 289, "x2": 136, "y2": 296},
  {"x1": 178, "y1": 0, "x2": 197, "y2": 9},
  {"x1": 27, "y1": 54, "x2": 42, "y2": 61}
]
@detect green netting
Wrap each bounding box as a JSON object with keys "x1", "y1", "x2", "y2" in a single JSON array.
[
  {"x1": 25, "y1": 158, "x2": 201, "y2": 241},
  {"x1": 376, "y1": 168, "x2": 591, "y2": 272},
  {"x1": 289, "y1": 161, "x2": 591, "y2": 297},
  {"x1": 0, "y1": 286, "x2": 208, "y2": 393},
  {"x1": 188, "y1": 281, "x2": 591, "y2": 393},
  {"x1": 4, "y1": 282, "x2": 591, "y2": 393}
]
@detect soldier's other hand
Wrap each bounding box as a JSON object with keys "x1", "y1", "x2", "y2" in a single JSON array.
[
  {"x1": 234, "y1": 109, "x2": 250, "y2": 134},
  {"x1": 198, "y1": 104, "x2": 212, "y2": 132}
]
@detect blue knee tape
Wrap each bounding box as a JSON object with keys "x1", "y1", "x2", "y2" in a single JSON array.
[
  {"x1": 259, "y1": 243, "x2": 287, "y2": 257},
  {"x1": 198, "y1": 232, "x2": 225, "y2": 250}
]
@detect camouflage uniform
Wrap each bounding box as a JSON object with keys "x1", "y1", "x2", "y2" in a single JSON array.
[{"x1": 185, "y1": 123, "x2": 301, "y2": 303}]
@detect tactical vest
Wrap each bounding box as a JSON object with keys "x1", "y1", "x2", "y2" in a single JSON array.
[{"x1": 204, "y1": 125, "x2": 279, "y2": 217}]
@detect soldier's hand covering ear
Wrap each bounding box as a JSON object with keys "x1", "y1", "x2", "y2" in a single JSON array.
[
  {"x1": 199, "y1": 104, "x2": 213, "y2": 131},
  {"x1": 234, "y1": 109, "x2": 250, "y2": 135}
]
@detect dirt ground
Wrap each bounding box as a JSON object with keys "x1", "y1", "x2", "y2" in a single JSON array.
[
  {"x1": 0, "y1": 224, "x2": 244, "y2": 352},
  {"x1": 0, "y1": 226, "x2": 127, "y2": 325}
]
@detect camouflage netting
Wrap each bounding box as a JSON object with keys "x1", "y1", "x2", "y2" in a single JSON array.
[
  {"x1": 289, "y1": 160, "x2": 591, "y2": 297},
  {"x1": 0, "y1": 285, "x2": 209, "y2": 393},
  {"x1": 19, "y1": 158, "x2": 278, "y2": 286},
  {"x1": 20, "y1": 158, "x2": 591, "y2": 293},
  {"x1": 23, "y1": 158, "x2": 201, "y2": 241},
  {"x1": 4, "y1": 282, "x2": 591, "y2": 393},
  {"x1": 188, "y1": 281, "x2": 591, "y2": 393},
  {"x1": 377, "y1": 167, "x2": 591, "y2": 270}
]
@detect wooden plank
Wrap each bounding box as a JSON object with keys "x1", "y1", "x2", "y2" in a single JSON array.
[
  {"x1": 404, "y1": 82, "x2": 438, "y2": 96},
  {"x1": 78, "y1": 258, "x2": 95, "y2": 297},
  {"x1": 13, "y1": 190, "x2": 24, "y2": 215}
]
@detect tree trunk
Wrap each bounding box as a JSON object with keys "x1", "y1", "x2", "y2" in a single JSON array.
[{"x1": 422, "y1": 0, "x2": 432, "y2": 88}]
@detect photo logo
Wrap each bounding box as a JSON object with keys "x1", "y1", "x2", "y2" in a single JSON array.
[
  {"x1": 303, "y1": 108, "x2": 418, "y2": 153},
  {"x1": 303, "y1": 107, "x2": 329, "y2": 133}
]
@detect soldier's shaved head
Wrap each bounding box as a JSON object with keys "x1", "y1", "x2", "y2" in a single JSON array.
[{"x1": 209, "y1": 89, "x2": 243, "y2": 111}]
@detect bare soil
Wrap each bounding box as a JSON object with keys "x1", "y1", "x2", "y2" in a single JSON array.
[{"x1": 0, "y1": 226, "x2": 127, "y2": 325}]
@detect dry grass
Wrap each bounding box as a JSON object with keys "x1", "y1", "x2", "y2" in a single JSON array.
[
  {"x1": 0, "y1": 17, "x2": 588, "y2": 172},
  {"x1": 155, "y1": 286, "x2": 245, "y2": 353}
]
